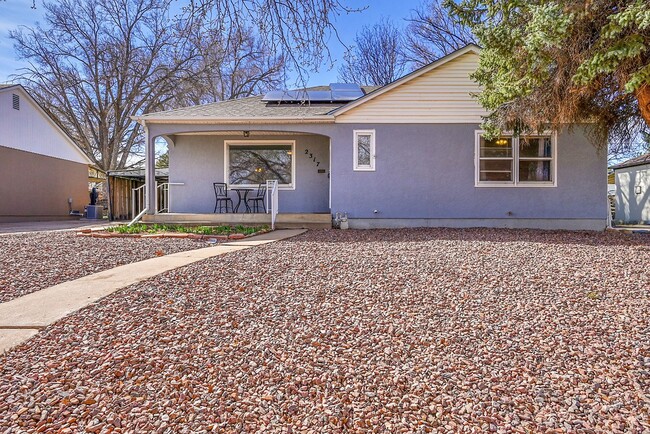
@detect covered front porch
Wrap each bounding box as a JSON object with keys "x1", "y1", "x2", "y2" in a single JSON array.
[{"x1": 141, "y1": 128, "x2": 333, "y2": 229}]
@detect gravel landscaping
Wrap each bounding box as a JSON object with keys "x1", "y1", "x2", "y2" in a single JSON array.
[
  {"x1": 1, "y1": 228, "x2": 649, "y2": 432},
  {"x1": 0, "y1": 231, "x2": 206, "y2": 303}
]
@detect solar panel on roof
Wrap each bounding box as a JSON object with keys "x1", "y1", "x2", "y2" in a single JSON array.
[
  {"x1": 261, "y1": 90, "x2": 287, "y2": 102},
  {"x1": 330, "y1": 83, "x2": 364, "y2": 101},
  {"x1": 330, "y1": 83, "x2": 362, "y2": 92},
  {"x1": 262, "y1": 83, "x2": 364, "y2": 103},
  {"x1": 331, "y1": 90, "x2": 364, "y2": 101},
  {"x1": 285, "y1": 90, "x2": 309, "y2": 100},
  {"x1": 306, "y1": 90, "x2": 333, "y2": 101}
]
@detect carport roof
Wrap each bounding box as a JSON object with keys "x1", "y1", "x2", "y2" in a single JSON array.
[{"x1": 135, "y1": 86, "x2": 379, "y2": 123}]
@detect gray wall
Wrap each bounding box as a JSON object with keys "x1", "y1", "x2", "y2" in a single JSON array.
[
  {"x1": 149, "y1": 123, "x2": 607, "y2": 229},
  {"x1": 168, "y1": 134, "x2": 330, "y2": 213},
  {"x1": 328, "y1": 124, "x2": 607, "y2": 222},
  {"x1": 615, "y1": 164, "x2": 650, "y2": 224}
]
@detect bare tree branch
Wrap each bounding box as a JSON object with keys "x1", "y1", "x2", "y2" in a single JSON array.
[
  {"x1": 338, "y1": 19, "x2": 408, "y2": 86},
  {"x1": 405, "y1": 0, "x2": 475, "y2": 67}
]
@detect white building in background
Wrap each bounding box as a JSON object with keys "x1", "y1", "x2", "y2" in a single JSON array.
[
  {"x1": 0, "y1": 84, "x2": 93, "y2": 222},
  {"x1": 612, "y1": 153, "x2": 650, "y2": 224}
]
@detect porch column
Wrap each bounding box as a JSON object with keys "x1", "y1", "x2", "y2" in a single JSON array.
[{"x1": 144, "y1": 123, "x2": 156, "y2": 214}]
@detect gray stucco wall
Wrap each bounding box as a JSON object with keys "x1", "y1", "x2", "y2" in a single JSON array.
[
  {"x1": 149, "y1": 123, "x2": 607, "y2": 229},
  {"x1": 328, "y1": 124, "x2": 607, "y2": 222},
  {"x1": 168, "y1": 134, "x2": 330, "y2": 213}
]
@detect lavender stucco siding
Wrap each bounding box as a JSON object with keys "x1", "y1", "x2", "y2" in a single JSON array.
[
  {"x1": 148, "y1": 123, "x2": 607, "y2": 229},
  {"x1": 328, "y1": 124, "x2": 607, "y2": 221},
  {"x1": 167, "y1": 134, "x2": 330, "y2": 213}
]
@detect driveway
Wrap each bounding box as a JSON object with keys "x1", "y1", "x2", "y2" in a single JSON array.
[
  {"x1": 1, "y1": 228, "x2": 649, "y2": 432},
  {"x1": 0, "y1": 219, "x2": 110, "y2": 235}
]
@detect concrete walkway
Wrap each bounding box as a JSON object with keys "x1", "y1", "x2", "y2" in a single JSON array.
[{"x1": 0, "y1": 229, "x2": 306, "y2": 353}]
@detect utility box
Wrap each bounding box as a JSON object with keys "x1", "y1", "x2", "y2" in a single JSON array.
[{"x1": 86, "y1": 205, "x2": 103, "y2": 219}]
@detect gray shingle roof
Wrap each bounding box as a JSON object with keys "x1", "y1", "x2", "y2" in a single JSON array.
[
  {"x1": 611, "y1": 153, "x2": 650, "y2": 170},
  {"x1": 140, "y1": 85, "x2": 379, "y2": 120},
  {"x1": 0, "y1": 84, "x2": 19, "y2": 90}
]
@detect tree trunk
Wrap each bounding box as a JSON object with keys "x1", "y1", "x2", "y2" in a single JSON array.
[{"x1": 638, "y1": 83, "x2": 650, "y2": 127}]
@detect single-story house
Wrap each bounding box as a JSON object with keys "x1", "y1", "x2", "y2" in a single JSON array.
[
  {"x1": 611, "y1": 153, "x2": 650, "y2": 224},
  {"x1": 133, "y1": 45, "x2": 607, "y2": 230},
  {"x1": 0, "y1": 84, "x2": 93, "y2": 222}
]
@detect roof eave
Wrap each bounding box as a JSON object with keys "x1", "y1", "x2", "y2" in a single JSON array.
[
  {"x1": 131, "y1": 115, "x2": 336, "y2": 124},
  {"x1": 611, "y1": 161, "x2": 650, "y2": 170}
]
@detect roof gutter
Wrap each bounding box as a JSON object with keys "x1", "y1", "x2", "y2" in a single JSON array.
[{"x1": 130, "y1": 115, "x2": 335, "y2": 124}]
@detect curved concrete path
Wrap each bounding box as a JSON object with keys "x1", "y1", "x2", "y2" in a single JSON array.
[{"x1": 0, "y1": 229, "x2": 306, "y2": 353}]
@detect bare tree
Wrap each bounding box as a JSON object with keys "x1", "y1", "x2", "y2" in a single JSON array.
[
  {"x1": 193, "y1": 0, "x2": 361, "y2": 81},
  {"x1": 10, "y1": 0, "x2": 359, "y2": 171},
  {"x1": 10, "y1": 0, "x2": 206, "y2": 171},
  {"x1": 176, "y1": 26, "x2": 286, "y2": 105},
  {"x1": 405, "y1": 0, "x2": 475, "y2": 67},
  {"x1": 338, "y1": 19, "x2": 407, "y2": 86}
]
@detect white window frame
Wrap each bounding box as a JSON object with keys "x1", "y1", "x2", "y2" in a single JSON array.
[
  {"x1": 475, "y1": 131, "x2": 557, "y2": 187},
  {"x1": 353, "y1": 129, "x2": 376, "y2": 171},
  {"x1": 224, "y1": 140, "x2": 296, "y2": 190}
]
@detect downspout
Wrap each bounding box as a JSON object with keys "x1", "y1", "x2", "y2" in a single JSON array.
[{"x1": 128, "y1": 119, "x2": 149, "y2": 226}]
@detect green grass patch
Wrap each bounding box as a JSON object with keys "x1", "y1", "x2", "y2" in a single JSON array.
[{"x1": 107, "y1": 223, "x2": 268, "y2": 236}]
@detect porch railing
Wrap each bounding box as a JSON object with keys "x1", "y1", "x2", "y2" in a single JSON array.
[
  {"x1": 156, "y1": 182, "x2": 184, "y2": 214},
  {"x1": 131, "y1": 184, "x2": 146, "y2": 219},
  {"x1": 266, "y1": 179, "x2": 279, "y2": 230}
]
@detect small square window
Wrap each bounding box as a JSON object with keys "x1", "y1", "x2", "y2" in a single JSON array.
[
  {"x1": 12, "y1": 94, "x2": 20, "y2": 110},
  {"x1": 353, "y1": 130, "x2": 375, "y2": 171}
]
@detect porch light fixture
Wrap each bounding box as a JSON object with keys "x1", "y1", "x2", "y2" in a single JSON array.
[
  {"x1": 495, "y1": 138, "x2": 509, "y2": 146},
  {"x1": 243, "y1": 130, "x2": 250, "y2": 137}
]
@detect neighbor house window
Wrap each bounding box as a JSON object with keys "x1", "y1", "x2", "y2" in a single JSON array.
[
  {"x1": 353, "y1": 130, "x2": 375, "y2": 171},
  {"x1": 475, "y1": 132, "x2": 556, "y2": 187},
  {"x1": 225, "y1": 141, "x2": 295, "y2": 189}
]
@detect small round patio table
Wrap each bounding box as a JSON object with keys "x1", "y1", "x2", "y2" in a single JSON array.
[{"x1": 231, "y1": 188, "x2": 254, "y2": 213}]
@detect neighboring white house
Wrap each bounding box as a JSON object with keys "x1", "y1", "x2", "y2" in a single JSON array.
[
  {"x1": 612, "y1": 153, "x2": 650, "y2": 224},
  {"x1": 0, "y1": 84, "x2": 93, "y2": 222}
]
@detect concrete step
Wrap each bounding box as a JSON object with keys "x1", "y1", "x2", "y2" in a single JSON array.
[{"x1": 142, "y1": 213, "x2": 332, "y2": 229}]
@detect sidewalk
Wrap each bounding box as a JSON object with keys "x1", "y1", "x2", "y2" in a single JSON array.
[{"x1": 0, "y1": 229, "x2": 306, "y2": 353}]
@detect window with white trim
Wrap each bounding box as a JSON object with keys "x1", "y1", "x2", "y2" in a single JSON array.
[
  {"x1": 475, "y1": 132, "x2": 556, "y2": 186},
  {"x1": 225, "y1": 141, "x2": 295, "y2": 189},
  {"x1": 353, "y1": 130, "x2": 375, "y2": 171}
]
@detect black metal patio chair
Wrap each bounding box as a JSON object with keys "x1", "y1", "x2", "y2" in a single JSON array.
[
  {"x1": 245, "y1": 183, "x2": 267, "y2": 213},
  {"x1": 213, "y1": 182, "x2": 234, "y2": 213}
]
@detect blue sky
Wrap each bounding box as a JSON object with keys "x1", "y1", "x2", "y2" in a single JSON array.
[{"x1": 0, "y1": 0, "x2": 421, "y2": 86}]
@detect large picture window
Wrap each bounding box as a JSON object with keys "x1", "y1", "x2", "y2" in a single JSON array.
[
  {"x1": 475, "y1": 132, "x2": 556, "y2": 187},
  {"x1": 225, "y1": 141, "x2": 295, "y2": 188}
]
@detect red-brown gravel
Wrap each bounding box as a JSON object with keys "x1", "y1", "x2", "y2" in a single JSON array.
[
  {"x1": 0, "y1": 231, "x2": 206, "y2": 303},
  {"x1": 1, "y1": 228, "x2": 649, "y2": 433}
]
